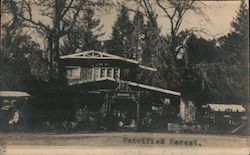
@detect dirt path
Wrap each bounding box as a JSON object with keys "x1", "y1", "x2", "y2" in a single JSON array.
[{"x1": 0, "y1": 132, "x2": 249, "y2": 155}]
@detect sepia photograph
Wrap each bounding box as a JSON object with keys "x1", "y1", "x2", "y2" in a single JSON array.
[{"x1": 0, "y1": 0, "x2": 249, "y2": 155}]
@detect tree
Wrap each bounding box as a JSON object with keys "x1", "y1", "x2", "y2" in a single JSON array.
[
  {"x1": 79, "y1": 8, "x2": 104, "y2": 51},
  {"x1": 62, "y1": 7, "x2": 104, "y2": 54},
  {"x1": 109, "y1": 5, "x2": 133, "y2": 57},
  {"x1": 28, "y1": 49, "x2": 51, "y2": 83},
  {"x1": 136, "y1": 0, "x2": 247, "y2": 105},
  {"x1": 0, "y1": 0, "x2": 38, "y2": 91},
  {"x1": 142, "y1": 11, "x2": 160, "y2": 67},
  {"x1": 181, "y1": 1, "x2": 249, "y2": 105},
  {"x1": 0, "y1": 32, "x2": 39, "y2": 91},
  {"x1": 138, "y1": 11, "x2": 168, "y2": 88},
  {"x1": 130, "y1": 9, "x2": 145, "y2": 62},
  {"x1": 218, "y1": 0, "x2": 249, "y2": 66},
  {"x1": 137, "y1": 0, "x2": 206, "y2": 89},
  {"x1": 181, "y1": 63, "x2": 248, "y2": 106},
  {"x1": 15, "y1": 0, "x2": 112, "y2": 77},
  {"x1": 156, "y1": 0, "x2": 204, "y2": 53},
  {"x1": 1, "y1": 0, "x2": 22, "y2": 48},
  {"x1": 231, "y1": 0, "x2": 249, "y2": 36},
  {"x1": 186, "y1": 34, "x2": 218, "y2": 64},
  {"x1": 0, "y1": 51, "x2": 30, "y2": 91}
]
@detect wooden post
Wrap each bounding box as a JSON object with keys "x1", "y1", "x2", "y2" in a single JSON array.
[
  {"x1": 136, "y1": 92, "x2": 140, "y2": 131},
  {"x1": 136, "y1": 101, "x2": 140, "y2": 131},
  {"x1": 105, "y1": 93, "x2": 110, "y2": 112},
  {"x1": 108, "y1": 94, "x2": 111, "y2": 112}
]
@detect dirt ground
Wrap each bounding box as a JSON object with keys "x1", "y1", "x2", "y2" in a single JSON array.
[{"x1": 0, "y1": 132, "x2": 249, "y2": 155}]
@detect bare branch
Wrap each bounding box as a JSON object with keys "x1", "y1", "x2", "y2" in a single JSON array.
[
  {"x1": 18, "y1": 0, "x2": 50, "y2": 33},
  {"x1": 155, "y1": 0, "x2": 171, "y2": 19},
  {"x1": 59, "y1": 0, "x2": 74, "y2": 21}
]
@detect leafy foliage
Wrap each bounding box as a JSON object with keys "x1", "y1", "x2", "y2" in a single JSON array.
[
  {"x1": 108, "y1": 5, "x2": 133, "y2": 57},
  {"x1": 14, "y1": 0, "x2": 112, "y2": 83},
  {"x1": 130, "y1": 9, "x2": 145, "y2": 62},
  {"x1": 0, "y1": 32, "x2": 39, "y2": 91},
  {"x1": 62, "y1": 7, "x2": 104, "y2": 54},
  {"x1": 182, "y1": 63, "x2": 248, "y2": 104},
  {"x1": 231, "y1": 0, "x2": 249, "y2": 36},
  {"x1": 180, "y1": 0, "x2": 249, "y2": 105},
  {"x1": 218, "y1": 0, "x2": 249, "y2": 66},
  {"x1": 186, "y1": 34, "x2": 218, "y2": 64},
  {"x1": 1, "y1": 0, "x2": 53, "y2": 90},
  {"x1": 1, "y1": 0, "x2": 36, "y2": 91}
]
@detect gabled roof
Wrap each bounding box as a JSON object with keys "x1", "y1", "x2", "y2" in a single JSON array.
[
  {"x1": 204, "y1": 104, "x2": 246, "y2": 112},
  {"x1": 69, "y1": 78, "x2": 180, "y2": 96},
  {"x1": 60, "y1": 50, "x2": 157, "y2": 71}
]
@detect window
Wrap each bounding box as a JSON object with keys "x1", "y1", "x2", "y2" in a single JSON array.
[
  {"x1": 98, "y1": 68, "x2": 120, "y2": 79},
  {"x1": 100, "y1": 68, "x2": 106, "y2": 78},
  {"x1": 66, "y1": 66, "x2": 80, "y2": 79},
  {"x1": 113, "y1": 69, "x2": 119, "y2": 79},
  {"x1": 81, "y1": 68, "x2": 93, "y2": 80},
  {"x1": 107, "y1": 68, "x2": 112, "y2": 77}
]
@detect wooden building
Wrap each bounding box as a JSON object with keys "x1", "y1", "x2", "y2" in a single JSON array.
[
  {"x1": 58, "y1": 50, "x2": 181, "y2": 130},
  {"x1": 0, "y1": 91, "x2": 31, "y2": 130},
  {"x1": 200, "y1": 103, "x2": 247, "y2": 133}
]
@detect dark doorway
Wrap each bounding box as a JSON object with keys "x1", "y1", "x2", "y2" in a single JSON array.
[{"x1": 110, "y1": 98, "x2": 138, "y2": 130}]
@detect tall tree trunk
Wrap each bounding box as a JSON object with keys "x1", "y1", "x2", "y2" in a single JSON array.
[
  {"x1": 53, "y1": 35, "x2": 60, "y2": 69},
  {"x1": 48, "y1": 34, "x2": 54, "y2": 70},
  {"x1": 52, "y1": 0, "x2": 61, "y2": 71}
]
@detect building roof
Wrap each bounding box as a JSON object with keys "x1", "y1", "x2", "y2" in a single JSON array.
[
  {"x1": 0, "y1": 91, "x2": 31, "y2": 97},
  {"x1": 60, "y1": 50, "x2": 157, "y2": 71},
  {"x1": 126, "y1": 80, "x2": 181, "y2": 96},
  {"x1": 205, "y1": 104, "x2": 246, "y2": 112},
  {"x1": 70, "y1": 78, "x2": 181, "y2": 96}
]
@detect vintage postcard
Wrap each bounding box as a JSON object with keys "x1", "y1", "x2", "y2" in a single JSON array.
[{"x1": 0, "y1": 0, "x2": 249, "y2": 155}]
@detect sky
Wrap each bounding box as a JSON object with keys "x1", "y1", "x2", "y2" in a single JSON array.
[
  {"x1": 3, "y1": 0, "x2": 244, "y2": 44},
  {"x1": 98, "y1": 1, "x2": 244, "y2": 40}
]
